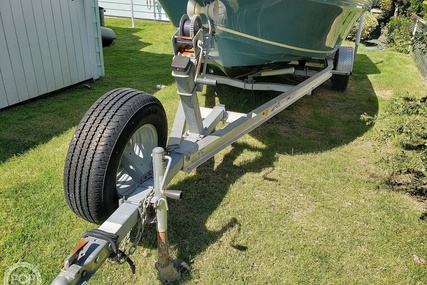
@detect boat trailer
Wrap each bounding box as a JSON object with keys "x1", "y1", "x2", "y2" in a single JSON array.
[{"x1": 51, "y1": 13, "x2": 365, "y2": 285}]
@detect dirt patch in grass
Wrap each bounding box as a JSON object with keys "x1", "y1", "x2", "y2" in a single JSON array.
[
  {"x1": 386, "y1": 168, "x2": 427, "y2": 199},
  {"x1": 376, "y1": 93, "x2": 427, "y2": 204},
  {"x1": 375, "y1": 89, "x2": 394, "y2": 99}
]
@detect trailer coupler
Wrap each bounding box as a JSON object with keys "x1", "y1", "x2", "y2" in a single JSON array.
[
  {"x1": 52, "y1": 148, "x2": 188, "y2": 285},
  {"x1": 82, "y1": 229, "x2": 136, "y2": 274},
  {"x1": 51, "y1": 235, "x2": 114, "y2": 285},
  {"x1": 51, "y1": 226, "x2": 141, "y2": 285}
]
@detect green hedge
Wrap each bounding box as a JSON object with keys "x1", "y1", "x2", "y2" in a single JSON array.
[
  {"x1": 386, "y1": 16, "x2": 413, "y2": 53},
  {"x1": 347, "y1": 12, "x2": 379, "y2": 41}
]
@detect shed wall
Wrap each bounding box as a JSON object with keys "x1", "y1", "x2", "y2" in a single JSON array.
[{"x1": 0, "y1": 0, "x2": 104, "y2": 109}]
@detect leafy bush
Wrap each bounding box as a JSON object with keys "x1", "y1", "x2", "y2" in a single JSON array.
[
  {"x1": 406, "y1": 0, "x2": 427, "y2": 18},
  {"x1": 381, "y1": 0, "x2": 394, "y2": 11},
  {"x1": 372, "y1": 0, "x2": 381, "y2": 8},
  {"x1": 347, "y1": 12, "x2": 379, "y2": 41},
  {"x1": 385, "y1": 16, "x2": 412, "y2": 52},
  {"x1": 377, "y1": 0, "x2": 426, "y2": 21},
  {"x1": 413, "y1": 28, "x2": 427, "y2": 53},
  {"x1": 369, "y1": 94, "x2": 427, "y2": 198}
]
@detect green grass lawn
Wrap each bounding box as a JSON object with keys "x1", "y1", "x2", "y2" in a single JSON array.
[{"x1": 1, "y1": 18, "x2": 427, "y2": 284}]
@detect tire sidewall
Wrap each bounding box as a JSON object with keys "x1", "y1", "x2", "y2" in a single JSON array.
[{"x1": 101, "y1": 103, "x2": 167, "y2": 221}]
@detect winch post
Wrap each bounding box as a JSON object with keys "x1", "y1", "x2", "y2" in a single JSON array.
[
  {"x1": 172, "y1": 54, "x2": 204, "y2": 135},
  {"x1": 171, "y1": 14, "x2": 207, "y2": 137}
]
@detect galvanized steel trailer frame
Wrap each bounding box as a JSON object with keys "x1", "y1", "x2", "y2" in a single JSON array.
[{"x1": 51, "y1": 12, "x2": 363, "y2": 285}]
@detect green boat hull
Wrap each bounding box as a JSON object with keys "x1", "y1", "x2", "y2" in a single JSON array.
[{"x1": 159, "y1": 0, "x2": 372, "y2": 70}]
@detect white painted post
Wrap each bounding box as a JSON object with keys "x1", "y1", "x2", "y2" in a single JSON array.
[
  {"x1": 130, "y1": 0, "x2": 135, "y2": 27},
  {"x1": 354, "y1": 13, "x2": 365, "y2": 61}
]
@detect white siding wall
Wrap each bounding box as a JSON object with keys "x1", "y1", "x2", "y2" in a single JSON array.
[
  {"x1": 0, "y1": 0, "x2": 104, "y2": 109},
  {"x1": 98, "y1": 0, "x2": 169, "y2": 22}
]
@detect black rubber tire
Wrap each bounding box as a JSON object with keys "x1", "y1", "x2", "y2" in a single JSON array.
[
  {"x1": 331, "y1": 74, "x2": 350, "y2": 91},
  {"x1": 64, "y1": 88, "x2": 167, "y2": 224}
]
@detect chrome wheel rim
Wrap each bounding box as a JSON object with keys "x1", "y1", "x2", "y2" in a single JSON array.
[{"x1": 116, "y1": 124, "x2": 157, "y2": 197}]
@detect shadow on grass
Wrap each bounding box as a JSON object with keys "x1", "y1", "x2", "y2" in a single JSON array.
[
  {"x1": 205, "y1": 53, "x2": 380, "y2": 154},
  {"x1": 0, "y1": 25, "x2": 175, "y2": 164},
  {"x1": 0, "y1": 17, "x2": 382, "y2": 282},
  {"x1": 127, "y1": 54, "x2": 380, "y2": 283},
  {"x1": 147, "y1": 54, "x2": 381, "y2": 281}
]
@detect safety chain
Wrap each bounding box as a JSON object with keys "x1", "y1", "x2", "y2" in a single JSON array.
[{"x1": 109, "y1": 188, "x2": 155, "y2": 270}]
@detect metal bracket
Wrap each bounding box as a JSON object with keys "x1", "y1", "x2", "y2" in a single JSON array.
[
  {"x1": 51, "y1": 185, "x2": 153, "y2": 285},
  {"x1": 51, "y1": 237, "x2": 112, "y2": 285},
  {"x1": 332, "y1": 46, "x2": 354, "y2": 76}
]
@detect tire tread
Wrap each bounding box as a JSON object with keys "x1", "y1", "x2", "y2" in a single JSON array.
[{"x1": 64, "y1": 88, "x2": 166, "y2": 224}]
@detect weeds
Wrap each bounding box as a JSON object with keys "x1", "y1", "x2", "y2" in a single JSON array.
[{"x1": 373, "y1": 93, "x2": 427, "y2": 198}]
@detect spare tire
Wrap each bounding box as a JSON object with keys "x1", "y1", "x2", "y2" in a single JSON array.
[{"x1": 64, "y1": 88, "x2": 167, "y2": 224}]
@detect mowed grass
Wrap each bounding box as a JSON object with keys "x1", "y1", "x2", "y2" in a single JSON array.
[{"x1": 1, "y1": 18, "x2": 427, "y2": 284}]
